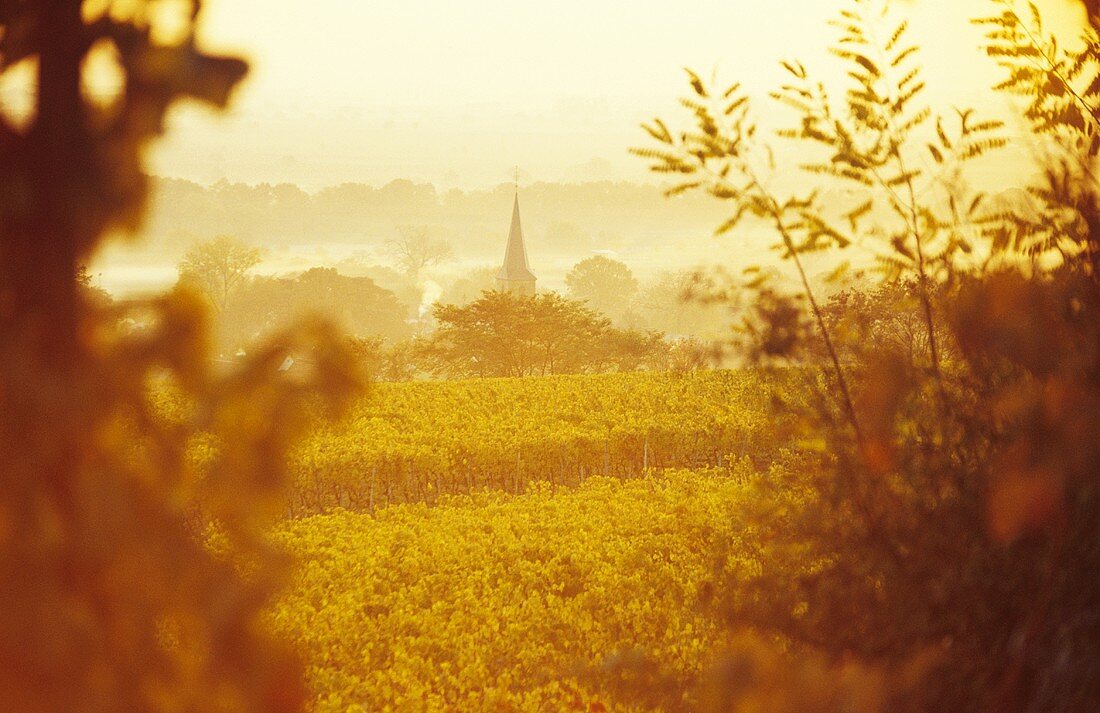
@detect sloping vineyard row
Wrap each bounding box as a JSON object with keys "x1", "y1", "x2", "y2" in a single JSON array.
[{"x1": 285, "y1": 370, "x2": 784, "y2": 514}]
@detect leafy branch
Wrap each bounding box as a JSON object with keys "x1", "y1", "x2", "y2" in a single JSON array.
[
  {"x1": 773, "y1": 0, "x2": 1006, "y2": 377},
  {"x1": 975, "y1": 0, "x2": 1100, "y2": 273},
  {"x1": 975, "y1": 0, "x2": 1100, "y2": 147},
  {"x1": 633, "y1": 75, "x2": 865, "y2": 444}
]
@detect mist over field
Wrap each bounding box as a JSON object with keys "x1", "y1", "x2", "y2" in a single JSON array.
[
  {"x1": 92, "y1": 178, "x2": 734, "y2": 296},
  {"x1": 79, "y1": 0, "x2": 1081, "y2": 302}
]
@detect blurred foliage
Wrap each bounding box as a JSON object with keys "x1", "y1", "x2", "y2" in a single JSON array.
[
  {"x1": 0, "y1": 1, "x2": 361, "y2": 710},
  {"x1": 633, "y1": 0, "x2": 1100, "y2": 710}
]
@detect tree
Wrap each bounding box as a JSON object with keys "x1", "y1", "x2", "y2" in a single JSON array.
[
  {"x1": 386, "y1": 225, "x2": 452, "y2": 281},
  {"x1": 423, "y1": 291, "x2": 659, "y2": 378},
  {"x1": 379, "y1": 338, "x2": 427, "y2": 382},
  {"x1": 336, "y1": 259, "x2": 422, "y2": 320},
  {"x1": 597, "y1": 328, "x2": 669, "y2": 372},
  {"x1": 177, "y1": 235, "x2": 262, "y2": 312},
  {"x1": 438, "y1": 265, "x2": 499, "y2": 307},
  {"x1": 818, "y1": 280, "x2": 939, "y2": 367},
  {"x1": 564, "y1": 255, "x2": 639, "y2": 320},
  {"x1": 347, "y1": 336, "x2": 386, "y2": 381},
  {"x1": 217, "y1": 267, "x2": 412, "y2": 353},
  {"x1": 76, "y1": 264, "x2": 112, "y2": 308},
  {"x1": 628, "y1": 270, "x2": 734, "y2": 341}
]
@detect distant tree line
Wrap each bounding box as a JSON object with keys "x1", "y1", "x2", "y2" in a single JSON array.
[
  {"x1": 138, "y1": 177, "x2": 730, "y2": 260},
  {"x1": 176, "y1": 236, "x2": 729, "y2": 373}
]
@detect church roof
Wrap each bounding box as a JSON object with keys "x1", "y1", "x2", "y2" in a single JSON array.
[{"x1": 497, "y1": 193, "x2": 537, "y2": 282}]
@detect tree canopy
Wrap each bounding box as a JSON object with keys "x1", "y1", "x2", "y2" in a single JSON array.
[
  {"x1": 565, "y1": 255, "x2": 639, "y2": 321},
  {"x1": 218, "y1": 267, "x2": 412, "y2": 353},
  {"x1": 177, "y1": 235, "x2": 262, "y2": 312},
  {"x1": 422, "y1": 291, "x2": 665, "y2": 378},
  {"x1": 386, "y1": 226, "x2": 453, "y2": 281}
]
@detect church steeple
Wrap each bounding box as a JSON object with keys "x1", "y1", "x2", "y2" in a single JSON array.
[{"x1": 496, "y1": 189, "x2": 537, "y2": 296}]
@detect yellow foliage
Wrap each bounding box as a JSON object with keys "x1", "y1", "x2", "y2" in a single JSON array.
[
  {"x1": 271, "y1": 471, "x2": 756, "y2": 712},
  {"x1": 274, "y1": 369, "x2": 786, "y2": 513}
]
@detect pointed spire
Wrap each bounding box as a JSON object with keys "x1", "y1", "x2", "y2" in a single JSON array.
[{"x1": 498, "y1": 191, "x2": 537, "y2": 283}]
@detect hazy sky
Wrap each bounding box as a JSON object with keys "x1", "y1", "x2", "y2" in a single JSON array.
[{"x1": 143, "y1": 0, "x2": 1087, "y2": 190}]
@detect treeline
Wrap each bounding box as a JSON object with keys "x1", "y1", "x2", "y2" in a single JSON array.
[
  {"x1": 136, "y1": 177, "x2": 729, "y2": 259},
  {"x1": 347, "y1": 292, "x2": 713, "y2": 382},
  {"x1": 172, "y1": 233, "x2": 936, "y2": 379},
  {"x1": 172, "y1": 235, "x2": 734, "y2": 368}
]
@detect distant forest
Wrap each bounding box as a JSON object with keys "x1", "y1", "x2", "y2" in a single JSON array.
[{"x1": 133, "y1": 177, "x2": 731, "y2": 260}]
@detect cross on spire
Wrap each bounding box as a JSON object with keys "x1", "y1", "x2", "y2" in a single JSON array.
[
  {"x1": 512, "y1": 166, "x2": 520, "y2": 192},
  {"x1": 496, "y1": 176, "x2": 537, "y2": 295}
]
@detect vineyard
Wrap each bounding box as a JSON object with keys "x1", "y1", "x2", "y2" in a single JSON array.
[
  {"x1": 264, "y1": 369, "x2": 791, "y2": 710},
  {"x1": 284, "y1": 369, "x2": 786, "y2": 513},
  {"x1": 271, "y1": 470, "x2": 764, "y2": 712},
  {"x1": 171, "y1": 368, "x2": 797, "y2": 709}
]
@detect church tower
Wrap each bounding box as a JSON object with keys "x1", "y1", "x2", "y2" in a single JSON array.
[{"x1": 496, "y1": 191, "x2": 537, "y2": 296}]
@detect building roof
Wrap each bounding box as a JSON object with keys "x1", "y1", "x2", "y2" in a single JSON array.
[{"x1": 497, "y1": 193, "x2": 537, "y2": 282}]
